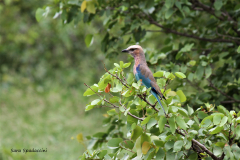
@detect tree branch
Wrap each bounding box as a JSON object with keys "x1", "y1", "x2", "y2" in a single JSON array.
[
  {"x1": 207, "y1": 79, "x2": 240, "y2": 103},
  {"x1": 84, "y1": 83, "x2": 144, "y2": 121},
  {"x1": 147, "y1": 19, "x2": 238, "y2": 44},
  {"x1": 84, "y1": 69, "x2": 224, "y2": 160},
  {"x1": 146, "y1": 13, "x2": 240, "y2": 45},
  {"x1": 191, "y1": 0, "x2": 240, "y2": 37}
]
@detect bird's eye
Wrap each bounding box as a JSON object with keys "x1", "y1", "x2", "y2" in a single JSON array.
[{"x1": 130, "y1": 48, "x2": 135, "y2": 51}]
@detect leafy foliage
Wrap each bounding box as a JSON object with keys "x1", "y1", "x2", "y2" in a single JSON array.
[
  {"x1": 81, "y1": 62, "x2": 240, "y2": 159},
  {"x1": 37, "y1": 0, "x2": 240, "y2": 159}
]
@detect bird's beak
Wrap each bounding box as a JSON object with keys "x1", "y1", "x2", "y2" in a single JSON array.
[{"x1": 121, "y1": 49, "x2": 128, "y2": 53}]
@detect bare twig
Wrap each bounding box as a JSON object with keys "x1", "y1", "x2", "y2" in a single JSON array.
[
  {"x1": 220, "y1": 101, "x2": 237, "y2": 104},
  {"x1": 104, "y1": 65, "x2": 129, "y2": 88},
  {"x1": 120, "y1": 145, "x2": 136, "y2": 153},
  {"x1": 84, "y1": 83, "x2": 119, "y2": 108},
  {"x1": 163, "y1": 79, "x2": 169, "y2": 94},
  {"x1": 207, "y1": 79, "x2": 240, "y2": 103},
  {"x1": 186, "y1": 79, "x2": 204, "y2": 92},
  {"x1": 119, "y1": 101, "x2": 144, "y2": 121},
  {"x1": 147, "y1": 20, "x2": 238, "y2": 44}
]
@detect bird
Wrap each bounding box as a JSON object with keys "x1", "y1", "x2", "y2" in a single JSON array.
[{"x1": 122, "y1": 45, "x2": 166, "y2": 115}]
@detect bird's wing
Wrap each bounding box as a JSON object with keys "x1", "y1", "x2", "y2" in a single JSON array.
[{"x1": 135, "y1": 64, "x2": 165, "y2": 99}]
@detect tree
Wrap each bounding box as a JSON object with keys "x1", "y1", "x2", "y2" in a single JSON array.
[{"x1": 38, "y1": 0, "x2": 240, "y2": 159}]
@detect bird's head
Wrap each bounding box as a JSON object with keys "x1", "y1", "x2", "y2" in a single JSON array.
[{"x1": 121, "y1": 45, "x2": 144, "y2": 58}]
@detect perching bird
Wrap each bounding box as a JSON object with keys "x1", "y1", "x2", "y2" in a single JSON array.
[{"x1": 122, "y1": 45, "x2": 166, "y2": 115}]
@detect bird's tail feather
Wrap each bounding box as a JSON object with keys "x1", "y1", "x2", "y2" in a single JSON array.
[{"x1": 155, "y1": 93, "x2": 166, "y2": 115}]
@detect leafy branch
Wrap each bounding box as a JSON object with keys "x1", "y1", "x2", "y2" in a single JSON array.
[{"x1": 84, "y1": 67, "x2": 230, "y2": 160}]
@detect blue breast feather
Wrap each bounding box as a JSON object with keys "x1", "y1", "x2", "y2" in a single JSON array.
[{"x1": 135, "y1": 64, "x2": 152, "y2": 88}]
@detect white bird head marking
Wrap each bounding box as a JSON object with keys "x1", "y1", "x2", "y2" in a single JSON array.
[{"x1": 121, "y1": 45, "x2": 144, "y2": 57}]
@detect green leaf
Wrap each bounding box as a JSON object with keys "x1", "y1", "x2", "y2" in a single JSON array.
[
  {"x1": 214, "y1": 0, "x2": 223, "y2": 10},
  {"x1": 141, "y1": 116, "x2": 151, "y2": 125},
  {"x1": 194, "y1": 116, "x2": 200, "y2": 125},
  {"x1": 165, "y1": 8, "x2": 174, "y2": 19},
  {"x1": 237, "y1": 46, "x2": 240, "y2": 53},
  {"x1": 156, "y1": 147, "x2": 165, "y2": 160},
  {"x1": 134, "y1": 136, "x2": 142, "y2": 159},
  {"x1": 35, "y1": 8, "x2": 45, "y2": 22},
  {"x1": 132, "y1": 82, "x2": 140, "y2": 89},
  {"x1": 166, "y1": 149, "x2": 175, "y2": 160},
  {"x1": 189, "y1": 60, "x2": 196, "y2": 66},
  {"x1": 195, "y1": 65, "x2": 204, "y2": 80},
  {"x1": 173, "y1": 140, "x2": 184, "y2": 152},
  {"x1": 122, "y1": 88, "x2": 134, "y2": 97},
  {"x1": 178, "y1": 108, "x2": 189, "y2": 117},
  {"x1": 169, "y1": 116, "x2": 176, "y2": 134},
  {"x1": 158, "y1": 116, "x2": 167, "y2": 133},
  {"x1": 147, "y1": 118, "x2": 157, "y2": 129},
  {"x1": 91, "y1": 99, "x2": 101, "y2": 105},
  {"x1": 188, "y1": 152, "x2": 198, "y2": 160},
  {"x1": 187, "y1": 73, "x2": 194, "y2": 81},
  {"x1": 123, "y1": 62, "x2": 131, "y2": 68},
  {"x1": 175, "y1": 72, "x2": 186, "y2": 79},
  {"x1": 114, "y1": 63, "x2": 120, "y2": 68},
  {"x1": 215, "y1": 142, "x2": 225, "y2": 148},
  {"x1": 164, "y1": 140, "x2": 174, "y2": 151},
  {"x1": 179, "y1": 43, "x2": 194, "y2": 52},
  {"x1": 107, "y1": 109, "x2": 117, "y2": 115},
  {"x1": 141, "y1": 133, "x2": 151, "y2": 144},
  {"x1": 124, "y1": 107, "x2": 131, "y2": 116},
  {"x1": 209, "y1": 126, "x2": 223, "y2": 134},
  {"x1": 153, "y1": 140, "x2": 164, "y2": 147},
  {"x1": 107, "y1": 138, "x2": 123, "y2": 148},
  {"x1": 121, "y1": 140, "x2": 134, "y2": 149},
  {"x1": 213, "y1": 114, "x2": 222, "y2": 125},
  {"x1": 205, "y1": 65, "x2": 212, "y2": 78},
  {"x1": 153, "y1": 71, "x2": 164, "y2": 77},
  {"x1": 201, "y1": 118, "x2": 212, "y2": 128},
  {"x1": 188, "y1": 105, "x2": 194, "y2": 115},
  {"x1": 167, "y1": 73, "x2": 175, "y2": 80},
  {"x1": 85, "y1": 34, "x2": 94, "y2": 47},
  {"x1": 176, "y1": 116, "x2": 188, "y2": 130},
  {"x1": 185, "y1": 139, "x2": 192, "y2": 150},
  {"x1": 109, "y1": 96, "x2": 120, "y2": 103},
  {"x1": 98, "y1": 150, "x2": 107, "y2": 159},
  {"x1": 85, "y1": 105, "x2": 94, "y2": 111},
  {"x1": 83, "y1": 85, "x2": 98, "y2": 96},
  {"x1": 232, "y1": 144, "x2": 240, "y2": 160},
  {"x1": 175, "y1": 52, "x2": 183, "y2": 60},
  {"x1": 198, "y1": 111, "x2": 208, "y2": 119},
  {"x1": 165, "y1": 0, "x2": 174, "y2": 9},
  {"x1": 213, "y1": 146, "x2": 223, "y2": 157},
  {"x1": 200, "y1": 115, "x2": 213, "y2": 127},
  {"x1": 131, "y1": 125, "x2": 142, "y2": 141},
  {"x1": 86, "y1": 1, "x2": 96, "y2": 14},
  {"x1": 217, "y1": 105, "x2": 230, "y2": 117},
  {"x1": 176, "y1": 90, "x2": 186, "y2": 102}
]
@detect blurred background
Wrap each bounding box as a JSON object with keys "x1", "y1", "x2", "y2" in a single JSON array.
[{"x1": 0, "y1": 0, "x2": 116, "y2": 159}]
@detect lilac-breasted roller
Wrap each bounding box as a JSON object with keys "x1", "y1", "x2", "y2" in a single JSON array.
[{"x1": 122, "y1": 45, "x2": 166, "y2": 115}]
